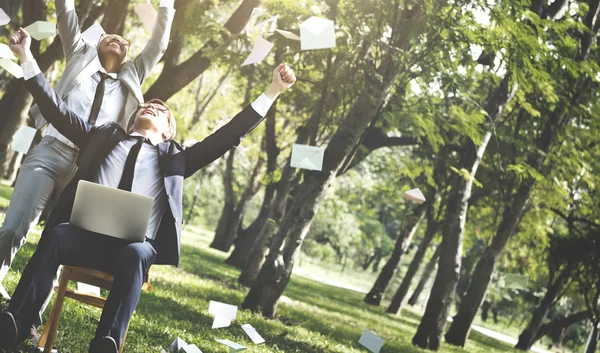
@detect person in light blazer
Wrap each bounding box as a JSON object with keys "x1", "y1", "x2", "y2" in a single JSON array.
[
  {"x1": 1, "y1": 28, "x2": 296, "y2": 352},
  {"x1": 0, "y1": 0, "x2": 175, "y2": 315}
]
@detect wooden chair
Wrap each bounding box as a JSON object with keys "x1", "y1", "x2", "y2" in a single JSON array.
[{"x1": 37, "y1": 266, "x2": 153, "y2": 353}]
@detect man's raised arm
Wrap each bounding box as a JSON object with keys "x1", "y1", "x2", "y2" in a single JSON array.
[
  {"x1": 56, "y1": 0, "x2": 86, "y2": 59},
  {"x1": 9, "y1": 29, "x2": 91, "y2": 149},
  {"x1": 182, "y1": 63, "x2": 297, "y2": 178},
  {"x1": 133, "y1": 0, "x2": 176, "y2": 82}
]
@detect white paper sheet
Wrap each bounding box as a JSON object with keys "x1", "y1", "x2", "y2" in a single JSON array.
[
  {"x1": 290, "y1": 144, "x2": 325, "y2": 171},
  {"x1": 12, "y1": 125, "x2": 36, "y2": 154},
  {"x1": 358, "y1": 329, "x2": 385, "y2": 353},
  {"x1": 300, "y1": 16, "x2": 336, "y2": 51},
  {"x1": 0, "y1": 44, "x2": 15, "y2": 60},
  {"x1": 275, "y1": 29, "x2": 301, "y2": 41},
  {"x1": 0, "y1": 283, "x2": 9, "y2": 299},
  {"x1": 208, "y1": 300, "x2": 238, "y2": 320},
  {"x1": 82, "y1": 22, "x2": 105, "y2": 46},
  {"x1": 170, "y1": 337, "x2": 188, "y2": 352},
  {"x1": 211, "y1": 315, "x2": 232, "y2": 329},
  {"x1": 241, "y1": 37, "x2": 274, "y2": 66},
  {"x1": 179, "y1": 344, "x2": 203, "y2": 353},
  {"x1": 215, "y1": 339, "x2": 247, "y2": 352},
  {"x1": 135, "y1": 2, "x2": 158, "y2": 33},
  {"x1": 24, "y1": 21, "x2": 56, "y2": 41},
  {"x1": 77, "y1": 282, "x2": 101, "y2": 296},
  {"x1": 0, "y1": 58, "x2": 23, "y2": 79},
  {"x1": 241, "y1": 324, "x2": 265, "y2": 344},
  {"x1": 402, "y1": 188, "x2": 426, "y2": 204},
  {"x1": 0, "y1": 8, "x2": 10, "y2": 26}
]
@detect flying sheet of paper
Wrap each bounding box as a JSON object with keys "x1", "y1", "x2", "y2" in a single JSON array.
[
  {"x1": 503, "y1": 273, "x2": 528, "y2": 290},
  {"x1": 208, "y1": 301, "x2": 238, "y2": 321},
  {"x1": 215, "y1": 339, "x2": 247, "y2": 352},
  {"x1": 12, "y1": 125, "x2": 36, "y2": 154},
  {"x1": 179, "y1": 344, "x2": 203, "y2": 353},
  {"x1": 241, "y1": 324, "x2": 265, "y2": 344},
  {"x1": 135, "y1": 2, "x2": 158, "y2": 33},
  {"x1": 0, "y1": 44, "x2": 16, "y2": 60},
  {"x1": 170, "y1": 337, "x2": 188, "y2": 352},
  {"x1": 300, "y1": 16, "x2": 336, "y2": 51},
  {"x1": 24, "y1": 21, "x2": 56, "y2": 41},
  {"x1": 290, "y1": 144, "x2": 325, "y2": 171},
  {"x1": 402, "y1": 188, "x2": 426, "y2": 204},
  {"x1": 77, "y1": 282, "x2": 101, "y2": 296},
  {"x1": 0, "y1": 8, "x2": 10, "y2": 26},
  {"x1": 82, "y1": 22, "x2": 105, "y2": 46},
  {"x1": 255, "y1": 15, "x2": 278, "y2": 28},
  {"x1": 241, "y1": 37, "x2": 274, "y2": 66},
  {"x1": 0, "y1": 58, "x2": 24, "y2": 79},
  {"x1": 358, "y1": 329, "x2": 385, "y2": 353},
  {"x1": 212, "y1": 315, "x2": 232, "y2": 329},
  {"x1": 275, "y1": 29, "x2": 301, "y2": 41}
]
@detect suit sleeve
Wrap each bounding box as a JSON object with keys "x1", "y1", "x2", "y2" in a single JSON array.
[
  {"x1": 183, "y1": 105, "x2": 267, "y2": 178},
  {"x1": 56, "y1": 0, "x2": 86, "y2": 59},
  {"x1": 24, "y1": 72, "x2": 92, "y2": 149},
  {"x1": 133, "y1": 6, "x2": 176, "y2": 83}
]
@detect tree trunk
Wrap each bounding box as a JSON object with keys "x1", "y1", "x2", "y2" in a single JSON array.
[
  {"x1": 584, "y1": 324, "x2": 599, "y2": 353},
  {"x1": 412, "y1": 73, "x2": 517, "y2": 350},
  {"x1": 445, "y1": 181, "x2": 533, "y2": 346},
  {"x1": 226, "y1": 103, "x2": 280, "y2": 268},
  {"x1": 364, "y1": 207, "x2": 425, "y2": 305},
  {"x1": 387, "y1": 205, "x2": 438, "y2": 314},
  {"x1": 144, "y1": 0, "x2": 261, "y2": 101},
  {"x1": 100, "y1": 0, "x2": 131, "y2": 35},
  {"x1": 210, "y1": 150, "x2": 237, "y2": 250},
  {"x1": 408, "y1": 245, "x2": 441, "y2": 306},
  {"x1": 515, "y1": 266, "x2": 574, "y2": 350}
]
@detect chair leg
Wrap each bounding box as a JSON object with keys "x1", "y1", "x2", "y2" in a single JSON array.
[
  {"x1": 120, "y1": 318, "x2": 132, "y2": 353},
  {"x1": 42, "y1": 267, "x2": 72, "y2": 353}
]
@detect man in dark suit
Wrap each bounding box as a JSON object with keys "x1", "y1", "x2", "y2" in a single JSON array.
[{"x1": 0, "y1": 28, "x2": 296, "y2": 353}]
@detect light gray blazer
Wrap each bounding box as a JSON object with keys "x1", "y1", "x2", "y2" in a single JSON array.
[{"x1": 30, "y1": 0, "x2": 175, "y2": 131}]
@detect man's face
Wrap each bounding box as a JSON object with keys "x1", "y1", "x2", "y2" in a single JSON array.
[
  {"x1": 133, "y1": 102, "x2": 172, "y2": 140},
  {"x1": 97, "y1": 34, "x2": 129, "y2": 64}
]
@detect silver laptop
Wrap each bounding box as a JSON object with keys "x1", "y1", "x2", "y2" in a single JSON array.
[{"x1": 70, "y1": 180, "x2": 154, "y2": 242}]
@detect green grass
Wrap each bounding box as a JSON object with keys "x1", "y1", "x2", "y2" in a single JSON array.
[
  {"x1": 0, "y1": 189, "x2": 522, "y2": 353},
  {"x1": 0, "y1": 226, "x2": 522, "y2": 353}
]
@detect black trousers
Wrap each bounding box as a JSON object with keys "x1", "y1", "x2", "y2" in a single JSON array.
[{"x1": 7, "y1": 223, "x2": 156, "y2": 348}]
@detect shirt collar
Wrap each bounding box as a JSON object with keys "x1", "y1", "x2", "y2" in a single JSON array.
[{"x1": 130, "y1": 132, "x2": 162, "y2": 146}]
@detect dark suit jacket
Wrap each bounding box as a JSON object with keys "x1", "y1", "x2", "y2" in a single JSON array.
[{"x1": 25, "y1": 73, "x2": 266, "y2": 266}]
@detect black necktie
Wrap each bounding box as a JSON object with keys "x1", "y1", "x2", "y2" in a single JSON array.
[
  {"x1": 88, "y1": 72, "x2": 109, "y2": 126},
  {"x1": 118, "y1": 137, "x2": 146, "y2": 192}
]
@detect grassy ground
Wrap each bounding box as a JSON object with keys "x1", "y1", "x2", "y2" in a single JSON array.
[{"x1": 0, "y1": 184, "x2": 521, "y2": 353}]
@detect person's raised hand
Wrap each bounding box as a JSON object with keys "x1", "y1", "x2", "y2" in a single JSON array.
[
  {"x1": 8, "y1": 28, "x2": 32, "y2": 63},
  {"x1": 264, "y1": 63, "x2": 296, "y2": 99}
]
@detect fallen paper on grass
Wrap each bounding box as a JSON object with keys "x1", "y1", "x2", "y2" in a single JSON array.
[
  {"x1": 503, "y1": 273, "x2": 528, "y2": 290},
  {"x1": 135, "y1": 2, "x2": 158, "y2": 33},
  {"x1": 212, "y1": 315, "x2": 232, "y2": 329},
  {"x1": 170, "y1": 337, "x2": 188, "y2": 352},
  {"x1": 275, "y1": 29, "x2": 301, "y2": 41},
  {"x1": 0, "y1": 43, "x2": 16, "y2": 60},
  {"x1": 215, "y1": 339, "x2": 247, "y2": 352},
  {"x1": 0, "y1": 58, "x2": 23, "y2": 79},
  {"x1": 77, "y1": 282, "x2": 101, "y2": 296},
  {"x1": 279, "y1": 295, "x2": 293, "y2": 304},
  {"x1": 24, "y1": 21, "x2": 56, "y2": 41},
  {"x1": 241, "y1": 37, "x2": 274, "y2": 66},
  {"x1": 402, "y1": 188, "x2": 426, "y2": 204},
  {"x1": 12, "y1": 125, "x2": 36, "y2": 154},
  {"x1": 179, "y1": 344, "x2": 203, "y2": 353},
  {"x1": 300, "y1": 16, "x2": 336, "y2": 51},
  {"x1": 290, "y1": 144, "x2": 325, "y2": 171},
  {"x1": 82, "y1": 22, "x2": 105, "y2": 46},
  {"x1": 358, "y1": 329, "x2": 385, "y2": 353},
  {"x1": 0, "y1": 8, "x2": 10, "y2": 26},
  {"x1": 241, "y1": 324, "x2": 265, "y2": 344}
]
